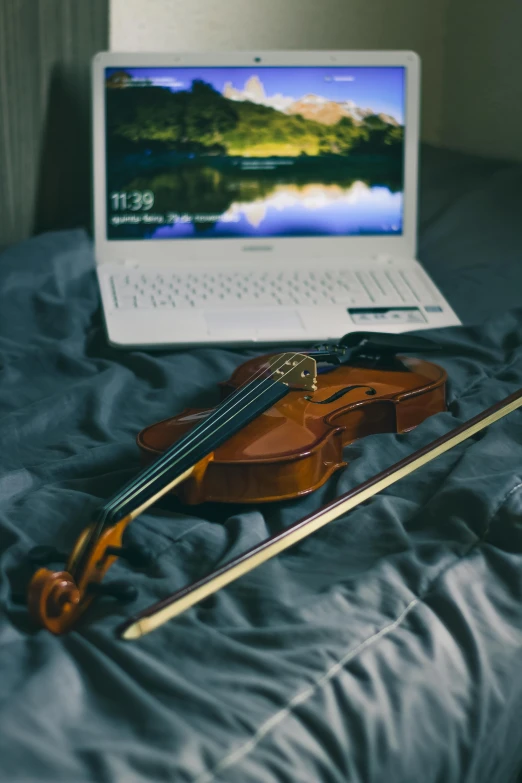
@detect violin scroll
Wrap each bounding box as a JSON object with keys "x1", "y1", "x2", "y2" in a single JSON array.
[
  {"x1": 27, "y1": 516, "x2": 133, "y2": 634},
  {"x1": 27, "y1": 569, "x2": 81, "y2": 635}
]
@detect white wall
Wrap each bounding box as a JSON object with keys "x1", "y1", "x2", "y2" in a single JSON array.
[
  {"x1": 110, "y1": 0, "x2": 450, "y2": 146},
  {"x1": 441, "y1": 0, "x2": 522, "y2": 161}
]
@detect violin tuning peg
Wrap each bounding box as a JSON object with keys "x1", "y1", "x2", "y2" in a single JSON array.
[
  {"x1": 104, "y1": 545, "x2": 152, "y2": 569},
  {"x1": 87, "y1": 580, "x2": 138, "y2": 603},
  {"x1": 28, "y1": 545, "x2": 68, "y2": 566}
]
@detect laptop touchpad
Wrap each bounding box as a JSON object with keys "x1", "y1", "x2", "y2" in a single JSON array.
[{"x1": 205, "y1": 308, "x2": 304, "y2": 335}]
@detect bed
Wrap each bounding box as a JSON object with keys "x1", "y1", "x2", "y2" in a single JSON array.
[{"x1": 1, "y1": 144, "x2": 522, "y2": 783}]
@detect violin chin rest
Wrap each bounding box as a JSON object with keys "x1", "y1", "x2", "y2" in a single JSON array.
[{"x1": 340, "y1": 331, "x2": 441, "y2": 354}]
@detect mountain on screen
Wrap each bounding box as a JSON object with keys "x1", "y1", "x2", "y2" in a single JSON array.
[
  {"x1": 223, "y1": 75, "x2": 399, "y2": 127},
  {"x1": 106, "y1": 72, "x2": 403, "y2": 158}
]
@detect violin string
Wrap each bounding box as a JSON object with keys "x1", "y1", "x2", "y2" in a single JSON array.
[
  {"x1": 93, "y1": 355, "x2": 302, "y2": 533},
  {"x1": 97, "y1": 352, "x2": 310, "y2": 523},
  {"x1": 96, "y1": 352, "x2": 294, "y2": 518},
  {"x1": 100, "y1": 352, "x2": 307, "y2": 521},
  {"x1": 73, "y1": 352, "x2": 315, "y2": 579}
]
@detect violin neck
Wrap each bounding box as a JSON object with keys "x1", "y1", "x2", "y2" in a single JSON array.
[{"x1": 96, "y1": 377, "x2": 290, "y2": 526}]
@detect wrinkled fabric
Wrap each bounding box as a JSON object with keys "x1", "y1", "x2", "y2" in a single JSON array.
[{"x1": 1, "y1": 148, "x2": 522, "y2": 783}]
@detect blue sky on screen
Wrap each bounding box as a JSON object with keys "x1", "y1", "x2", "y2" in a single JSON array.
[{"x1": 106, "y1": 66, "x2": 405, "y2": 124}]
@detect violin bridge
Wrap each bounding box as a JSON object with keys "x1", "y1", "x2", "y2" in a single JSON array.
[{"x1": 268, "y1": 353, "x2": 317, "y2": 391}]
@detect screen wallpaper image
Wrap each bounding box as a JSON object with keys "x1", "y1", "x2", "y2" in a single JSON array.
[{"x1": 105, "y1": 66, "x2": 405, "y2": 240}]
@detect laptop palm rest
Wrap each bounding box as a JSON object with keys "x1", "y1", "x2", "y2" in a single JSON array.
[{"x1": 205, "y1": 308, "x2": 305, "y2": 335}]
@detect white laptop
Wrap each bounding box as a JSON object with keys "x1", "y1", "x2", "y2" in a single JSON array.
[{"x1": 92, "y1": 50, "x2": 460, "y2": 347}]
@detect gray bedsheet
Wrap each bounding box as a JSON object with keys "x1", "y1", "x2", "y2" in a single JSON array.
[{"x1": 1, "y1": 147, "x2": 522, "y2": 783}]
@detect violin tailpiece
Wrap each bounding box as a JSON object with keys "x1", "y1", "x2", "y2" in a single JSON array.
[{"x1": 268, "y1": 353, "x2": 317, "y2": 390}]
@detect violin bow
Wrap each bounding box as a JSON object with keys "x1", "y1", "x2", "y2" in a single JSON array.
[{"x1": 119, "y1": 386, "x2": 522, "y2": 640}]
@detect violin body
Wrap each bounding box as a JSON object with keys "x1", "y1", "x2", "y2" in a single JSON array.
[{"x1": 138, "y1": 354, "x2": 447, "y2": 504}]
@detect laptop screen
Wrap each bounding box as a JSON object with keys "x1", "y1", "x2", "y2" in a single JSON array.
[{"x1": 104, "y1": 66, "x2": 405, "y2": 241}]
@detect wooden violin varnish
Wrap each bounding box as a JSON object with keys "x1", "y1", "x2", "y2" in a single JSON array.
[{"x1": 137, "y1": 335, "x2": 447, "y2": 503}]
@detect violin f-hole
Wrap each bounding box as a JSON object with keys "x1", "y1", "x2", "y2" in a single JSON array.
[{"x1": 305, "y1": 385, "x2": 377, "y2": 404}]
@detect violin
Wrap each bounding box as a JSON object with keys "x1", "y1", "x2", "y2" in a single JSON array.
[
  {"x1": 138, "y1": 332, "x2": 447, "y2": 504},
  {"x1": 27, "y1": 332, "x2": 446, "y2": 635}
]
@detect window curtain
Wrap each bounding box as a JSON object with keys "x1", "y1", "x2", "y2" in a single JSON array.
[{"x1": 0, "y1": 0, "x2": 109, "y2": 247}]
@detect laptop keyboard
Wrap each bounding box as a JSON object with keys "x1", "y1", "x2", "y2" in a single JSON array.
[{"x1": 107, "y1": 267, "x2": 436, "y2": 311}]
